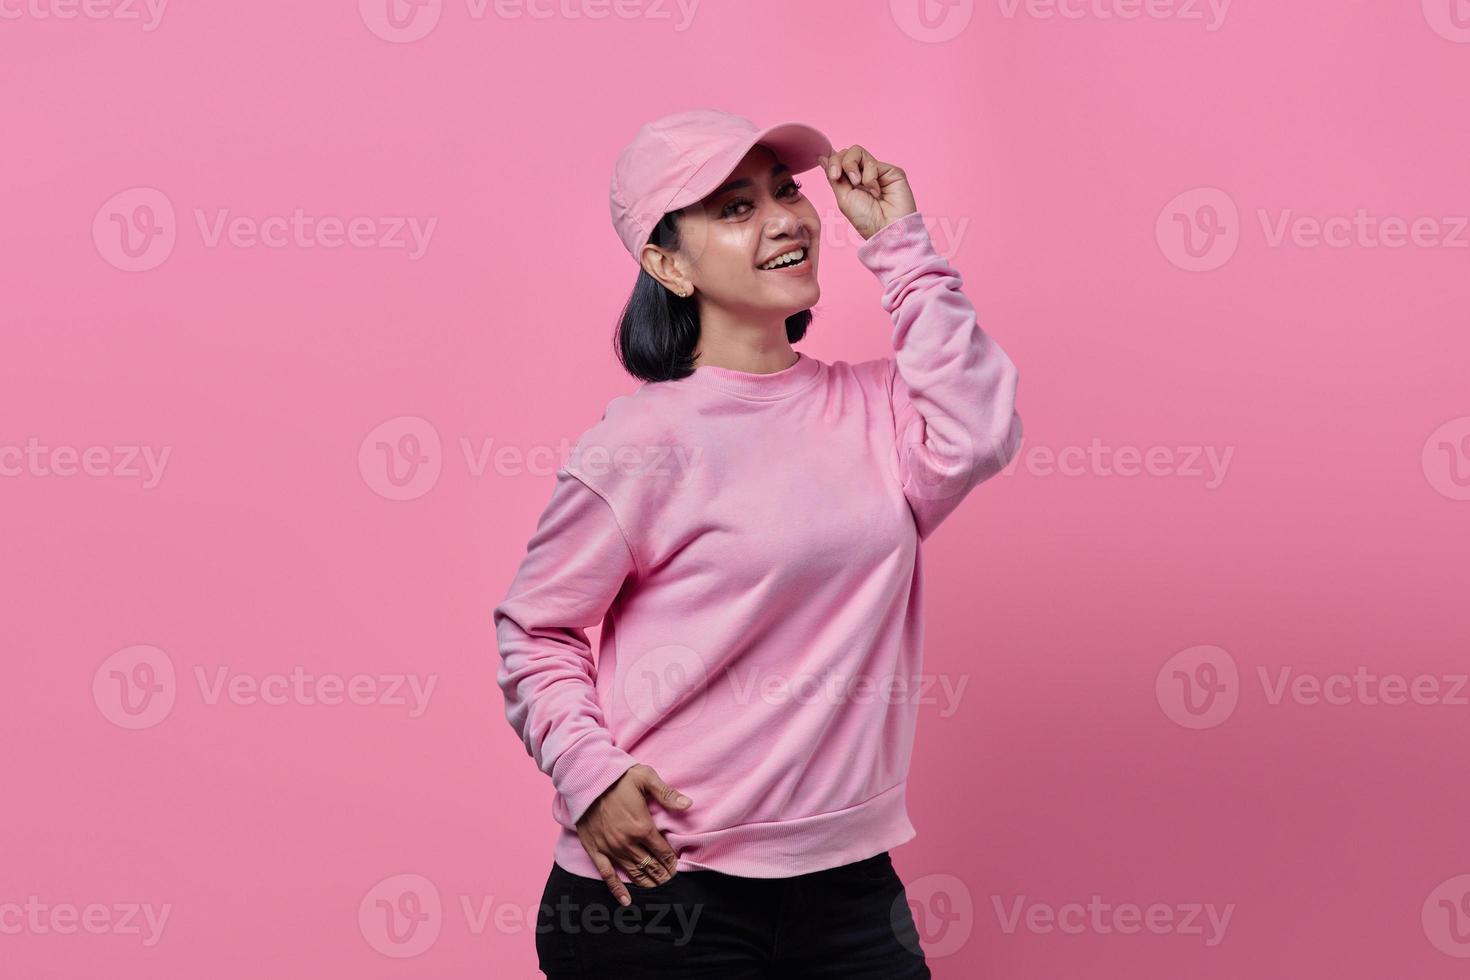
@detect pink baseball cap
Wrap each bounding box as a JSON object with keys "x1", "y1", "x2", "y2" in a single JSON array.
[{"x1": 609, "y1": 108, "x2": 834, "y2": 260}]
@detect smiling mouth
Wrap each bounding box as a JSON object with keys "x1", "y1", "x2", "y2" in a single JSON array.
[{"x1": 758, "y1": 247, "x2": 809, "y2": 271}]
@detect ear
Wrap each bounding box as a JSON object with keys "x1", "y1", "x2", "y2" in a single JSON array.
[{"x1": 639, "y1": 244, "x2": 687, "y2": 295}]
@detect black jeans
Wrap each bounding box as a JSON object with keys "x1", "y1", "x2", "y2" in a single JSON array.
[{"x1": 533, "y1": 851, "x2": 932, "y2": 979}]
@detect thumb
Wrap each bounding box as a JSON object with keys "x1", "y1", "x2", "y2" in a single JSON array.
[{"x1": 637, "y1": 767, "x2": 693, "y2": 810}]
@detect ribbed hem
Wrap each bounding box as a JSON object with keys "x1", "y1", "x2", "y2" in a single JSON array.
[
  {"x1": 552, "y1": 780, "x2": 916, "y2": 883},
  {"x1": 682, "y1": 350, "x2": 823, "y2": 402}
]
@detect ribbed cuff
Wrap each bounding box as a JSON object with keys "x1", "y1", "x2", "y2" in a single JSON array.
[
  {"x1": 856, "y1": 210, "x2": 935, "y2": 282},
  {"x1": 552, "y1": 733, "x2": 639, "y2": 826}
]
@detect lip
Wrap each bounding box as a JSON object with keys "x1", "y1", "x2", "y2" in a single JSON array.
[{"x1": 756, "y1": 244, "x2": 813, "y2": 274}]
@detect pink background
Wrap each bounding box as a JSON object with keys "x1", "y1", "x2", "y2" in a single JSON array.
[{"x1": 4, "y1": 0, "x2": 1469, "y2": 976}]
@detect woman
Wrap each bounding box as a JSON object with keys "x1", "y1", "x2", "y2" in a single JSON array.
[{"x1": 494, "y1": 108, "x2": 1023, "y2": 978}]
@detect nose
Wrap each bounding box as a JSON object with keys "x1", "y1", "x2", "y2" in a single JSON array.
[{"x1": 760, "y1": 202, "x2": 805, "y2": 240}]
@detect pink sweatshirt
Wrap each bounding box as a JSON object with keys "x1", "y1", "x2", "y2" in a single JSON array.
[{"x1": 493, "y1": 211, "x2": 1023, "y2": 882}]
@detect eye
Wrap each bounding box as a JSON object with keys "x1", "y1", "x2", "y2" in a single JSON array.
[
  {"x1": 719, "y1": 179, "x2": 804, "y2": 219},
  {"x1": 721, "y1": 197, "x2": 753, "y2": 218}
]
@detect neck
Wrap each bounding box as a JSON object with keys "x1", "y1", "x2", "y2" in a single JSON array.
[{"x1": 691, "y1": 307, "x2": 796, "y2": 374}]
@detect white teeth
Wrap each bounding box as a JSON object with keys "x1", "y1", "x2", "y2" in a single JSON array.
[{"x1": 760, "y1": 247, "x2": 806, "y2": 270}]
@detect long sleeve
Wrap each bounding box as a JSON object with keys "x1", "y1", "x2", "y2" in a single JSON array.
[
  {"x1": 856, "y1": 210, "x2": 1024, "y2": 540},
  {"x1": 493, "y1": 467, "x2": 641, "y2": 826}
]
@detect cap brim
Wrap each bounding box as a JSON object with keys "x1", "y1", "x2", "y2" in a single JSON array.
[
  {"x1": 748, "y1": 121, "x2": 834, "y2": 177},
  {"x1": 660, "y1": 120, "x2": 835, "y2": 218}
]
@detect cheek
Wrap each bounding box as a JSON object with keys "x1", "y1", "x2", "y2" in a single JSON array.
[
  {"x1": 678, "y1": 210, "x2": 735, "y2": 265},
  {"x1": 698, "y1": 230, "x2": 758, "y2": 284}
]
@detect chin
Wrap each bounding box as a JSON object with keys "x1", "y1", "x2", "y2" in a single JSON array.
[{"x1": 765, "y1": 281, "x2": 820, "y2": 313}]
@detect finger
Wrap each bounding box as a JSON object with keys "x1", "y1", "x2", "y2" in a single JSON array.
[
  {"x1": 829, "y1": 146, "x2": 856, "y2": 184},
  {"x1": 641, "y1": 855, "x2": 672, "y2": 886},
  {"x1": 641, "y1": 830, "x2": 681, "y2": 879},
  {"x1": 860, "y1": 153, "x2": 879, "y2": 194},
  {"x1": 843, "y1": 145, "x2": 866, "y2": 186},
  {"x1": 621, "y1": 852, "x2": 662, "y2": 889},
  {"x1": 624, "y1": 850, "x2": 670, "y2": 888},
  {"x1": 626, "y1": 852, "x2": 667, "y2": 887},
  {"x1": 591, "y1": 852, "x2": 632, "y2": 907},
  {"x1": 822, "y1": 150, "x2": 844, "y2": 183}
]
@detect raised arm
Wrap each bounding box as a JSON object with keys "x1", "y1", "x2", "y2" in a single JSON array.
[{"x1": 856, "y1": 210, "x2": 1023, "y2": 539}]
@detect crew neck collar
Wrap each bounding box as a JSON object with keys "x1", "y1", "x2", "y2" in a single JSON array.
[{"x1": 684, "y1": 351, "x2": 822, "y2": 401}]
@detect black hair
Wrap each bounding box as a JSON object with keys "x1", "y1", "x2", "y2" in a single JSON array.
[{"x1": 614, "y1": 209, "x2": 812, "y2": 383}]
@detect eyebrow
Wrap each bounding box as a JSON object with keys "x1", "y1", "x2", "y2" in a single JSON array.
[{"x1": 709, "y1": 161, "x2": 792, "y2": 200}]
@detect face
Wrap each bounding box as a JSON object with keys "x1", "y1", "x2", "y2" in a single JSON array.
[{"x1": 644, "y1": 144, "x2": 822, "y2": 318}]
